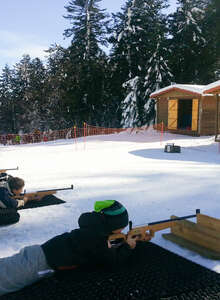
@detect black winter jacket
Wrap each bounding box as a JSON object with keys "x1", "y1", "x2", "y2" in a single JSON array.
[
  {"x1": 0, "y1": 187, "x2": 18, "y2": 209},
  {"x1": 41, "y1": 212, "x2": 132, "y2": 270}
]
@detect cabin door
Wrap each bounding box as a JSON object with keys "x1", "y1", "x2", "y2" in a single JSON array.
[
  {"x1": 168, "y1": 99, "x2": 178, "y2": 130},
  {"x1": 191, "y1": 99, "x2": 198, "y2": 131}
]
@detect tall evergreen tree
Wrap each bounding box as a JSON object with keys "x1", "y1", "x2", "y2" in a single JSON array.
[
  {"x1": 11, "y1": 55, "x2": 34, "y2": 132},
  {"x1": 169, "y1": 0, "x2": 217, "y2": 84},
  {"x1": 11, "y1": 55, "x2": 49, "y2": 132},
  {"x1": 63, "y1": 0, "x2": 110, "y2": 126},
  {"x1": 144, "y1": 40, "x2": 173, "y2": 125},
  {"x1": 0, "y1": 65, "x2": 15, "y2": 133},
  {"x1": 45, "y1": 44, "x2": 69, "y2": 129},
  {"x1": 205, "y1": 0, "x2": 220, "y2": 80},
  {"x1": 110, "y1": 0, "x2": 171, "y2": 127},
  {"x1": 27, "y1": 57, "x2": 48, "y2": 130}
]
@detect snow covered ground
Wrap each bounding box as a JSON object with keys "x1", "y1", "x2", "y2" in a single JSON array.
[{"x1": 1, "y1": 128, "x2": 220, "y2": 272}]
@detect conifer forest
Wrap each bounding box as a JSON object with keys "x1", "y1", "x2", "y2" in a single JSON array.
[{"x1": 0, "y1": 0, "x2": 219, "y2": 133}]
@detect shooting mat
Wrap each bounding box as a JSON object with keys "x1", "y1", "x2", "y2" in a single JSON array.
[
  {"x1": 18, "y1": 195, "x2": 65, "y2": 210},
  {"x1": 2, "y1": 242, "x2": 220, "y2": 300},
  {"x1": 0, "y1": 196, "x2": 65, "y2": 226}
]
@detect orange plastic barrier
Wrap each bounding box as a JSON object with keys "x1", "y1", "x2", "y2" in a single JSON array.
[{"x1": 0, "y1": 123, "x2": 165, "y2": 146}]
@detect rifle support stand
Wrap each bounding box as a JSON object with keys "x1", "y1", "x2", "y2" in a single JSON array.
[
  {"x1": 163, "y1": 213, "x2": 220, "y2": 259},
  {"x1": 164, "y1": 143, "x2": 181, "y2": 153}
]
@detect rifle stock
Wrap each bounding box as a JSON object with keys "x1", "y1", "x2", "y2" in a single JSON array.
[{"x1": 108, "y1": 209, "x2": 200, "y2": 242}]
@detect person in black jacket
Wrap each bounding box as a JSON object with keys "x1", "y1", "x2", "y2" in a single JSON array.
[
  {"x1": 0, "y1": 177, "x2": 28, "y2": 209},
  {"x1": 0, "y1": 200, "x2": 143, "y2": 296}
]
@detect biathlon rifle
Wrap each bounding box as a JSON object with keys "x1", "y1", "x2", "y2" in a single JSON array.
[
  {"x1": 0, "y1": 167, "x2": 19, "y2": 174},
  {"x1": 15, "y1": 184, "x2": 74, "y2": 201},
  {"x1": 108, "y1": 209, "x2": 200, "y2": 243}
]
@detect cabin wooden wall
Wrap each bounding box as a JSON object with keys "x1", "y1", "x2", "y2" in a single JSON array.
[
  {"x1": 200, "y1": 96, "x2": 218, "y2": 135},
  {"x1": 156, "y1": 94, "x2": 219, "y2": 135},
  {"x1": 216, "y1": 95, "x2": 220, "y2": 135},
  {"x1": 157, "y1": 98, "x2": 168, "y2": 126}
]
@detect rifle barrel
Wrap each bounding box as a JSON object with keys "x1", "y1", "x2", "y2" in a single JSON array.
[
  {"x1": 37, "y1": 185, "x2": 74, "y2": 193},
  {"x1": 108, "y1": 210, "x2": 200, "y2": 242},
  {"x1": 0, "y1": 167, "x2": 19, "y2": 171},
  {"x1": 148, "y1": 210, "x2": 200, "y2": 226}
]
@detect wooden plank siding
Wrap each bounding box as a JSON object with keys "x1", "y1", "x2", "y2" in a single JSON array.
[
  {"x1": 197, "y1": 214, "x2": 220, "y2": 232},
  {"x1": 200, "y1": 96, "x2": 217, "y2": 135},
  {"x1": 157, "y1": 98, "x2": 168, "y2": 126},
  {"x1": 216, "y1": 95, "x2": 220, "y2": 136},
  {"x1": 171, "y1": 217, "x2": 220, "y2": 253},
  {"x1": 158, "y1": 90, "x2": 199, "y2": 98},
  {"x1": 152, "y1": 84, "x2": 219, "y2": 136}
]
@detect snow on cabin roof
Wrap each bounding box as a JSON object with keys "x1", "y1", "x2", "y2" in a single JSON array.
[
  {"x1": 150, "y1": 84, "x2": 206, "y2": 98},
  {"x1": 203, "y1": 80, "x2": 220, "y2": 94}
]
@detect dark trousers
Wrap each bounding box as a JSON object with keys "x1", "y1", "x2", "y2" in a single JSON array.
[{"x1": 0, "y1": 208, "x2": 20, "y2": 226}]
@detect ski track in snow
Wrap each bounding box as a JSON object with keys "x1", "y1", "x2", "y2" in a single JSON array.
[{"x1": 1, "y1": 128, "x2": 220, "y2": 272}]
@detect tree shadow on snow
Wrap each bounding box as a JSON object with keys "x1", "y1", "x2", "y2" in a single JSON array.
[{"x1": 129, "y1": 145, "x2": 220, "y2": 165}]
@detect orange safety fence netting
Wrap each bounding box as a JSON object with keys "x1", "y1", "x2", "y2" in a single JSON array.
[{"x1": 0, "y1": 123, "x2": 166, "y2": 146}]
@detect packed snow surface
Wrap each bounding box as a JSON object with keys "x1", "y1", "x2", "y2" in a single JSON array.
[{"x1": 1, "y1": 128, "x2": 220, "y2": 272}]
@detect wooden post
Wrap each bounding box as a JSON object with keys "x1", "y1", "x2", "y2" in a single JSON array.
[
  {"x1": 198, "y1": 96, "x2": 203, "y2": 136},
  {"x1": 216, "y1": 94, "x2": 220, "y2": 139},
  {"x1": 199, "y1": 95, "x2": 204, "y2": 135},
  {"x1": 83, "y1": 122, "x2": 86, "y2": 150},
  {"x1": 160, "y1": 121, "x2": 164, "y2": 145},
  {"x1": 155, "y1": 99, "x2": 158, "y2": 126},
  {"x1": 74, "y1": 126, "x2": 77, "y2": 150}
]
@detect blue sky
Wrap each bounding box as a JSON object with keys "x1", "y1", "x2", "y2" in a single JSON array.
[{"x1": 0, "y1": 0, "x2": 178, "y2": 71}]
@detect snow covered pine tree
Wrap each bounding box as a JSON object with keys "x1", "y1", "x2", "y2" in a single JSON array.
[{"x1": 110, "y1": 0, "x2": 171, "y2": 127}]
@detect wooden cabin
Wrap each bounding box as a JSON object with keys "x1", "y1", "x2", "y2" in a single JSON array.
[
  {"x1": 150, "y1": 83, "x2": 220, "y2": 136},
  {"x1": 203, "y1": 80, "x2": 220, "y2": 140}
]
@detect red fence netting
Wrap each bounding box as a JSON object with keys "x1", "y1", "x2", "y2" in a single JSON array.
[{"x1": 0, "y1": 123, "x2": 167, "y2": 146}]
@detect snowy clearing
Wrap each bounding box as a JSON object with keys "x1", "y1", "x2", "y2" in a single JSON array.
[{"x1": 1, "y1": 128, "x2": 220, "y2": 272}]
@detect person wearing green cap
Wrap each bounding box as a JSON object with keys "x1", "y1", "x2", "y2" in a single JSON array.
[{"x1": 0, "y1": 200, "x2": 139, "y2": 296}]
